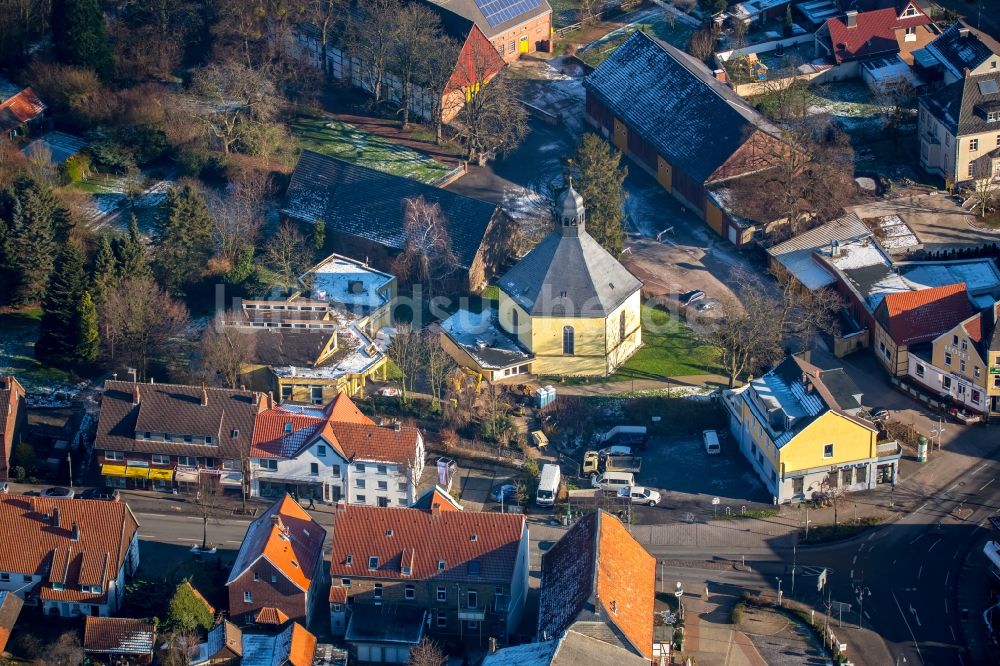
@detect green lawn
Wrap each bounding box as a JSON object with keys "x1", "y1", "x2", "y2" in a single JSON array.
[
  {"x1": 615, "y1": 305, "x2": 721, "y2": 379},
  {"x1": 0, "y1": 309, "x2": 74, "y2": 392},
  {"x1": 577, "y1": 20, "x2": 695, "y2": 68},
  {"x1": 289, "y1": 114, "x2": 452, "y2": 183}
]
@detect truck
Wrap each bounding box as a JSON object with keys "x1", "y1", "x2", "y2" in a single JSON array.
[
  {"x1": 582, "y1": 450, "x2": 642, "y2": 475},
  {"x1": 598, "y1": 425, "x2": 649, "y2": 449}
]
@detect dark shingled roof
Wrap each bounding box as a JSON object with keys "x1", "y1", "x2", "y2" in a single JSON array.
[
  {"x1": 422, "y1": 0, "x2": 552, "y2": 39},
  {"x1": 925, "y1": 22, "x2": 1000, "y2": 79},
  {"x1": 921, "y1": 71, "x2": 1000, "y2": 137},
  {"x1": 96, "y1": 380, "x2": 262, "y2": 460},
  {"x1": 282, "y1": 151, "x2": 499, "y2": 270},
  {"x1": 584, "y1": 31, "x2": 768, "y2": 183},
  {"x1": 498, "y1": 188, "x2": 641, "y2": 318}
]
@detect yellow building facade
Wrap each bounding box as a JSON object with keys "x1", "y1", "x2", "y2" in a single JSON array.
[{"x1": 725, "y1": 356, "x2": 901, "y2": 503}]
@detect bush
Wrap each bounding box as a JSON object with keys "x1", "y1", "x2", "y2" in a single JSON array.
[
  {"x1": 59, "y1": 153, "x2": 91, "y2": 183},
  {"x1": 87, "y1": 139, "x2": 135, "y2": 172},
  {"x1": 13, "y1": 466, "x2": 25, "y2": 481},
  {"x1": 118, "y1": 125, "x2": 169, "y2": 166},
  {"x1": 731, "y1": 602, "x2": 745, "y2": 624},
  {"x1": 525, "y1": 458, "x2": 540, "y2": 479}
]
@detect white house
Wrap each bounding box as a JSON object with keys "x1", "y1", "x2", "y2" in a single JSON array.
[
  {"x1": 249, "y1": 393, "x2": 424, "y2": 507},
  {"x1": 0, "y1": 497, "x2": 140, "y2": 618}
]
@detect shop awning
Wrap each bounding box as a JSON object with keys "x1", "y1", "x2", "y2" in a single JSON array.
[
  {"x1": 101, "y1": 464, "x2": 126, "y2": 477},
  {"x1": 125, "y1": 466, "x2": 150, "y2": 479},
  {"x1": 175, "y1": 470, "x2": 198, "y2": 482},
  {"x1": 148, "y1": 468, "x2": 174, "y2": 481}
]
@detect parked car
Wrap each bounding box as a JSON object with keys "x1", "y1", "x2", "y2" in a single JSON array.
[
  {"x1": 680, "y1": 290, "x2": 706, "y2": 306},
  {"x1": 490, "y1": 483, "x2": 517, "y2": 503},
  {"x1": 867, "y1": 407, "x2": 889, "y2": 422},
  {"x1": 702, "y1": 430, "x2": 721, "y2": 455},
  {"x1": 591, "y1": 471, "x2": 635, "y2": 490},
  {"x1": 618, "y1": 486, "x2": 661, "y2": 506},
  {"x1": 597, "y1": 445, "x2": 633, "y2": 458},
  {"x1": 42, "y1": 487, "x2": 75, "y2": 499},
  {"x1": 0, "y1": 482, "x2": 8, "y2": 494},
  {"x1": 81, "y1": 487, "x2": 121, "y2": 501}
]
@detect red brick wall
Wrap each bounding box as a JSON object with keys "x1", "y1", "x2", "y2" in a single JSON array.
[
  {"x1": 228, "y1": 558, "x2": 308, "y2": 625},
  {"x1": 489, "y1": 13, "x2": 552, "y2": 62}
]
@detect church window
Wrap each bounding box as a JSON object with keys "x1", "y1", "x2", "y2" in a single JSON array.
[
  {"x1": 563, "y1": 326, "x2": 575, "y2": 355},
  {"x1": 511, "y1": 307, "x2": 519, "y2": 334}
]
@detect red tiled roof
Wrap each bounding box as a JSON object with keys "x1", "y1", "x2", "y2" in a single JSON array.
[
  {"x1": 0, "y1": 496, "x2": 138, "y2": 603},
  {"x1": 227, "y1": 495, "x2": 326, "y2": 592},
  {"x1": 329, "y1": 586, "x2": 347, "y2": 603},
  {"x1": 251, "y1": 393, "x2": 420, "y2": 465},
  {"x1": 826, "y1": 6, "x2": 932, "y2": 63},
  {"x1": 83, "y1": 617, "x2": 155, "y2": 654},
  {"x1": 255, "y1": 606, "x2": 290, "y2": 625},
  {"x1": 964, "y1": 316, "x2": 982, "y2": 343},
  {"x1": 877, "y1": 283, "x2": 973, "y2": 345},
  {"x1": 0, "y1": 87, "x2": 45, "y2": 133},
  {"x1": 0, "y1": 592, "x2": 23, "y2": 653},
  {"x1": 328, "y1": 503, "x2": 525, "y2": 583},
  {"x1": 537, "y1": 512, "x2": 655, "y2": 660},
  {"x1": 0, "y1": 376, "x2": 25, "y2": 474},
  {"x1": 288, "y1": 623, "x2": 317, "y2": 666}
]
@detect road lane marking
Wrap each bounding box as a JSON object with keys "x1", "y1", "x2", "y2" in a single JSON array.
[
  {"x1": 918, "y1": 565, "x2": 923, "y2": 580},
  {"x1": 225, "y1": 540, "x2": 241, "y2": 544},
  {"x1": 867, "y1": 532, "x2": 875, "y2": 541},
  {"x1": 958, "y1": 652, "x2": 965, "y2": 666},
  {"x1": 951, "y1": 626, "x2": 957, "y2": 641},
  {"x1": 852, "y1": 555, "x2": 857, "y2": 565},
  {"x1": 974, "y1": 462, "x2": 988, "y2": 473},
  {"x1": 864, "y1": 611, "x2": 871, "y2": 620},
  {"x1": 945, "y1": 571, "x2": 950, "y2": 586},
  {"x1": 928, "y1": 539, "x2": 940, "y2": 552},
  {"x1": 177, "y1": 538, "x2": 199, "y2": 542},
  {"x1": 953, "y1": 549, "x2": 961, "y2": 560},
  {"x1": 892, "y1": 589, "x2": 923, "y2": 661},
  {"x1": 944, "y1": 598, "x2": 948, "y2": 614},
  {"x1": 909, "y1": 534, "x2": 924, "y2": 545},
  {"x1": 979, "y1": 478, "x2": 994, "y2": 492},
  {"x1": 909, "y1": 604, "x2": 922, "y2": 627}
]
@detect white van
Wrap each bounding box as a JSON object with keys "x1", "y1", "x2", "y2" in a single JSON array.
[
  {"x1": 536, "y1": 464, "x2": 561, "y2": 506},
  {"x1": 702, "y1": 429, "x2": 721, "y2": 455},
  {"x1": 591, "y1": 471, "x2": 636, "y2": 490}
]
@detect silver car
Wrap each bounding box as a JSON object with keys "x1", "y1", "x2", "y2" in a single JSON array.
[{"x1": 618, "y1": 486, "x2": 661, "y2": 506}]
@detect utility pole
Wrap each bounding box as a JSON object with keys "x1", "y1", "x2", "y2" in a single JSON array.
[
  {"x1": 775, "y1": 577, "x2": 783, "y2": 607},
  {"x1": 791, "y1": 532, "x2": 797, "y2": 596},
  {"x1": 67, "y1": 450, "x2": 73, "y2": 489}
]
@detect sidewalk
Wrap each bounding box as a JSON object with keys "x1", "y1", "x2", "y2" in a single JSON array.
[{"x1": 550, "y1": 374, "x2": 735, "y2": 396}]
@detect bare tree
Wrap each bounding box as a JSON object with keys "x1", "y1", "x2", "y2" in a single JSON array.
[
  {"x1": 452, "y1": 41, "x2": 527, "y2": 164},
  {"x1": 818, "y1": 475, "x2": 846, "y2": 525},
  {"x1": 425, "y1": 330, "x2": 456, "y2": 409},
  {"x1": 701, "y1": 269, "x2": 783, "y2": 387},
  {"x1": 346, "y1": 0, "x2": 400, "y2": 104},
  {"x1": 189, "y1": 61, "x2": 280, "y2": 155},
  {"x1": 390, "y1": 3, "x2": 442, "y2": 129},
  {"x1": 687, "y1": 26, "x2": 718, "y2": 62},
  {"x1": 870, "y1": 79, "x2": 915, "y2": 133},
  {"x1": 193, "y1": 473, "x2": 221, "y2": 552},
  {"x1": 408, "y1": 638, "x2": 445, "y2": 666},
  {"x1": 200, "y1": 322, "x2": 252, "y2": 389},
  {"x1": 304, "y1": 0, "x2": 349, "y2": 78},
  {"x1": 969, "y1": 159, "x2": 997, "y2": 218},
  {"x1": 38, "y1": 630, "x2": 85, "y2": 666},
  {"x1": 422, "y1": 37, "x2": 462, "y2": 143},
  {"x1": 579, "y1": 0, "x2": 604, "y2": 24},
  {"x1": 100, "y1": 276, "x2": 190, "y2": 377},
  {"x1": 478, "y1": 383, "x2": 516, "y2": 446},
  {"x1": 263, "y1": 223, "x2": 309, "y2": 292},
  {"x1": 206, "y1": 169, "x2": 271, "y2": 268},
  {"x1": 386, "y1": 324, "x2": 425, "y2": 404},
  {"x1": 393, "y1": 197, "x2": 459, "y2": 296}
]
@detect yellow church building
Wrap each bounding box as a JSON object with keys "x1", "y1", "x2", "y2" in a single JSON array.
[{"x1": 440, "y1": 183, "x2": 643, "y2": 378}]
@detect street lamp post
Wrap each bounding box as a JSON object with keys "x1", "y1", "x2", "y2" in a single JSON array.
[
  {"x1": 775, "y1": 577, "x2": 783, "y2": 607},
  {"x1": 931, "y1": 417, "x2": 945, "y2": 450},
  {"x1": 854, "y1": 584, "x2": 870, "y2": 629}
]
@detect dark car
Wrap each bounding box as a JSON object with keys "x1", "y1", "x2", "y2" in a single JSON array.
[
  {"x1": 679, "y1": 290, "x2": 706, "y2": 306},
  {"x1": 81, "y1": 487, "x2": 121, "y2": 501},
  {"x1": 41, "y1": 486, "x2": 75, "y2": 499},
  {"x1": 491, "y1": 483, "x2": 517, "y2": 503}
]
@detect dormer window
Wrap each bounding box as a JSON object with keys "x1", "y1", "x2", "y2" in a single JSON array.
[
  {"x1": 402, "y1": 565, "x2": 412, "y2": 576},
  {"x1": 901, "y1": 5, "x2": 918, "y2": 17},
  {"x1": 368, "y1": 556, "x2": 379, "y2": 570},
  {"x1": 385, "y1": 529, "x2": 393, "y2": 537},
  {"x1": 469, "y1": 534, "x2": 478, "y2": 542},
  {"x1": 437, "y1": 560, "x2": 446, "y2": 572},
  {"x1": 345, "y1": 555, "x2": 353, "y2": 567},
  {"x1": 231, "y1": 429, "x2": 239, "y2": 438},
  {"x1": 51, "y1": 582, "x2": 64, "y2": 591},
  {"x1": 284, "y1": 422, "x2": 293, "y2": 434}
]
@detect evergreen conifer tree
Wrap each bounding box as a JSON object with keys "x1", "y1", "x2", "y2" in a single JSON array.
[
  {"x1": 36, "y1": 243, "x2": 88, "y2": 365},
  {"x1": 93, "y1": 234, "x2": 118, "y2": 292},
  {"x1": 76, "y1": 290, "x2": 100, "y2": 364},
  {"x1": 116, "y1": 215, "x2": 151, "y2": 281},
  {"x1": 572, "y1": 133, "x2": 628, "y2": 256},
  {"x1": 51, "y1": 0, "x2": 114, "y2": 79},
  {"x1": 0, "y1": 177, "x2": 60, "y2": 304},
  {"x1": 154, "y1": 187, "x2": 213, "y2": 295}
]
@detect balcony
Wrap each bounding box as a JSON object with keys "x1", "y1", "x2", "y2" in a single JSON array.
[{"x1": 876, "y1": 440, "x2": 901, "y2": 459}]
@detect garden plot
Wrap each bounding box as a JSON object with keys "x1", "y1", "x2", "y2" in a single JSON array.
[
  {"x1": 806, "y1": 81, "x2": 888, "y2": 133},
  {"x1": 290, "y1": 115, "x2": 452, "y2": 183},
  {"x1": 75, "y1": 175, "x2": 170, "y2": 234},
  {"x1": 576, "y1": 8, "x2": 695, "y2": 68},
  {"x1": 0, "y1": 310, "x2": 85, "y2": 405}
]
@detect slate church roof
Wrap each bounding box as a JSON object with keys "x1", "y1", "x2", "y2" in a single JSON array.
[
  {"x1": 584, "y1": 31, "x2": 770, "y2": 184},
  {"x1": 499, "y1": 185, "x2": 641, "y2": 318},
  {"x1": 283, "y1": 151, "x2": 500, "y2": 270}
]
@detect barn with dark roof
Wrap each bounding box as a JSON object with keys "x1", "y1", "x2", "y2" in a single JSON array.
[{"x1": 583, "y1": 31, "x2": 783, "y2": 246}]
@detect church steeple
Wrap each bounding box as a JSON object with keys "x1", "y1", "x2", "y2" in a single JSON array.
[{"x1": 557, "y1": 178, "x2": 585, "y2": 237}]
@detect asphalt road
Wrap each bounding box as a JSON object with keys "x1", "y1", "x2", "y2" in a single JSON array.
[{"x1": 648, "y1": 453, "x2": 1000, "y2": 666}]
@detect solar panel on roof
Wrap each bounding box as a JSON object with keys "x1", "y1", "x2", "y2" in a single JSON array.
[
  {"x1": 978, "y1": 79, "x2": 999, "y2": 95},
  {"x1": 474, "y1": 0, "x2": 542, "y2": 28}
]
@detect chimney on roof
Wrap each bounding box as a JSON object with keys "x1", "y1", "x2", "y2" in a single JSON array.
[
  {"x1": 131, "y1": 384, "x2": 141, "y2": 406},
  {"x1": 200, "y1": 385, "x2": 208, "y2": 407},
  {"x1": 336, "y1": 499, "x2": 347, "y2": 513},
  {"x1": 831, "y1": 239, "x2": 841, "y2": 258},
  {"x1": 271, "y1": 514, "x2": 284, "y2": 529},
  {"x1": 52, "y1": 507, "x2": 60, "y2": 528},
  {"x1": 431, "y1": 501, "x2": 442, "y2": 516},
  {"x1": 845, "y1": 10, "x2": 857, "y2": 28},
  {"x1": 268, "y1": 391, "x2": 275, "y2": 409},
  {"x1": 488, "y1": 637, "x2": 497, "y2": 654},
  {"x1": 71, "y1": 522, "x2": 80, "y2": 541},
  {"x1": 393, "y1": 420, "x2": 401, "y2": 432},
  {"x1": 1, "y1": 376, "x2": 9, "y2": 391},
  {"x1": 712, "y1": 68, "x2": 728, "y2": 83},
  {"x1": 959, "y1": 27, "x2": 970, "y2": 39}
]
